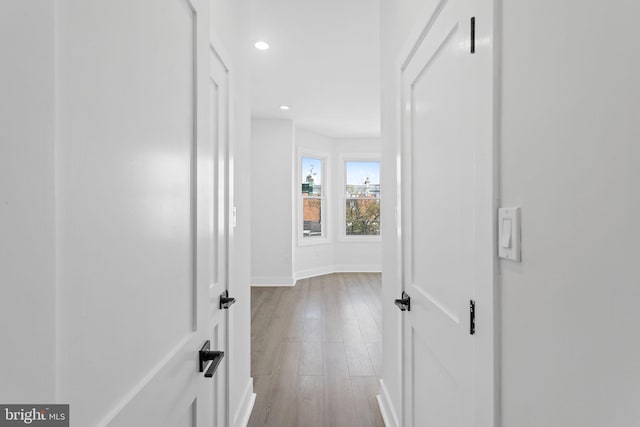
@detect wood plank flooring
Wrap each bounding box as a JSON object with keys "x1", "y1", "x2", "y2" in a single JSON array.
[{"x1": 248, "y1": 273, "x2": 385, "y2": 427}]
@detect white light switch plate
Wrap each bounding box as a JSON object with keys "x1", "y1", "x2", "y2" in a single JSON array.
[{"x1": 498, "y1": 207, "x2": 521, "y2": 261}]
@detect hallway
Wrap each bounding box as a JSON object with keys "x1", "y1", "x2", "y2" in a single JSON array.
[
  {"x1": 248, "y1": 273, "x2": 384, "y2": 427},
  {"x1": 4, "y1": 1, "x2": 640, "y2": 425}
]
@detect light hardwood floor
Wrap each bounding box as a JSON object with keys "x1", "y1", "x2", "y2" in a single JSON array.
[{"x1": 248, "y1": 273, "x2": 385, "y2": 427}]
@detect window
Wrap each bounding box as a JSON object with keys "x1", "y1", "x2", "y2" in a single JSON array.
[
  {"x1": 344, "y1": 160, "x2": 380, "y2": 236},
  {"x1": 301, "y1": 156, "x2": 325, "y2": 239}
]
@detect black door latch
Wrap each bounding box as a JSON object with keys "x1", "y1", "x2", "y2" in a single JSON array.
[
  {"x1": 219, "y1": 290, "x2": 236, "y2": 309},
  {"x1": 394, "y1": 291, "x2": 411, "y2": 311},
  {"x1": 199, "y1": 340, "x2": 224, "y2": 378}
]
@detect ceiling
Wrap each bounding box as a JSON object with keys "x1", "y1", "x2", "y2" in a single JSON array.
[{"x1": 249, "y1": 0, "x2": 380, "y2": 138}]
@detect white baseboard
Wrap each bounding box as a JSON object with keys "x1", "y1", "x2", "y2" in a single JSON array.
[
  {"x1": 250, "y1": 276, "x2": 296, "y2": 287},
  {"x1": 332, "y1": 264, "x2": 382, "y2": 273},
  {"x1": 294, "y1": 264, "x2": 382, "y2": 281},
  {"x1": 294, "y1": 266, "x2": 334, "y2": 281},
  {"x1": 377, "y1": 379, "x2": 400, "y2": 427},
  {"x1": 253, "y1": 266, "x2": 382, "y2": 287},
  {"x1": 233, "y1": 377, "x2": 256, "y2": 427}
]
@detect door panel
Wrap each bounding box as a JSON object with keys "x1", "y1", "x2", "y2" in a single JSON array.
[
  {"x1": 209, "y1": 44, "x2": 231, "y2": 427},
  {"x1": 411, "y1": 327, "x2": 461, "y2": 427},
  {"x1": 400, "y1": 0, "x2": 478, "y2": 425},
  {"x1": 210, "y1": 46, "x2": 230, "y2": 299},
  {"x1": 56, "y1": 0, "x2": 217, "y2": 425}
]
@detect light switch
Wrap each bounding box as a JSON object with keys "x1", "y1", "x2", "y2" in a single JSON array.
[
  {"x1": 498, "y1": 207, "x2": 521, "y2": 262},
  {"x1": 501, "y1": 218, "x2": 512, "y2": 248}
]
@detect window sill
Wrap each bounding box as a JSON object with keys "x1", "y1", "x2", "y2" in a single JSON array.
[
  {"x1": 298, "y1": 236, "x2": 331, "y2": 247},
  {"x1": 339, "y1": 235, "x2": 382, "y2": 243}
]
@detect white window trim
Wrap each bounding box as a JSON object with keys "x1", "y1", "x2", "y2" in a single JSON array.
[
  {"x1": 339, "y1": 153, "x2": 382, "y2": 242},
  {"x1": 298, "y1": 148, "x2": 330, "y2": 246}
]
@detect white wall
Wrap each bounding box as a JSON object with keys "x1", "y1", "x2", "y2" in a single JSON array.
[
  {"x1": 499, "y1": 1, "x2": 640, "y2": 426},
  {"x1": 0, "y1": 0, "x2": 56, "y2": 403},
  {"x1": 250, "y1": 119, "x2": 296, "y2": 285},
  {"x1": 382, "y1": 0, "x2": 640, "y2": 426},
  {"x1": 379, "y1": 0, "x2": 426, "y2": 423}
]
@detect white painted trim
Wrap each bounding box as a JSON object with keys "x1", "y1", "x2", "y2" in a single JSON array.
[
  {"x1": 250, "y1": 276, "x2": 296, "y2": 287},
  {"x1": 489, "y1": 0, "x2": 502, "y2": 425},
  {"x1": 233, "y1": 377, "x2": 256, "y2": 427},
  {"x1": 209, "y1": 32, "x2": 237, "y2": 427},
  {"x1": 294, "y1": 264, "x2": 382, "y2": 282},
  {"x1": 339, "y1": 235, "x2": 382, "y2": 243},
  {"x1": 298, "y1": 236, "x2": 332, "y2": 247},
  {"x1": 209, "y1": 32, "x2": 233, "y2": 74},
  {"x1": 294, "y1": 266, "x2": 334, "y2": 281},
  {"x1": 255, "y1": 266, "x2": 382, "y2": 287},
  {"x1": 377, "y1": 379, "x2": 400, "y2": 427},
  {"x1": 332, "y1": 264, "x2": 381, "y2": 273}
]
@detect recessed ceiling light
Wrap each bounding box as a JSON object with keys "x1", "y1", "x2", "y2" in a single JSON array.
[
  {"x1": 254, "y1": 41, "x2": 270, "y2": 50},
  {"x1": 279, "y1": 105, "x2": 291, "y2": 110}
]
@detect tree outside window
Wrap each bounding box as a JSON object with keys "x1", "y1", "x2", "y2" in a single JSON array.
[{"x1": 345, "y1": 161, "x2": 380, "y2": 236}]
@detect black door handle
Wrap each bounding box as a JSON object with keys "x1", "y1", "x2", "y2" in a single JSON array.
[
  {"x1": 199, "y1": 340, "x2": 224, "y2": 378},
  {"x1": 394, "y1": 291, "x2": 411, "y2": 311},
  {"x1": 219, "y1": 290, "x2": 236, "y2": 309}
]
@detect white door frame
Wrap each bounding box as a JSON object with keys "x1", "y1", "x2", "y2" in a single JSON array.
[
  {"x1": 208, "y1": 31, "x2": 235, "y2": 426},
  {"x1": 393, "y1": 0, "x2": 499, "y2": 425}
]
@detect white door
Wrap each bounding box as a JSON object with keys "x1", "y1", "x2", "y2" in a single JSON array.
[
  {"x1": 55, "y1": 0, "x2": 225, "y2": 425},
  {"x1": 208, "y1": 41, "x2": 233, "y2": 427},
  {"x1": 399, "y1": 0, "x2": 495, "y2": 426}
]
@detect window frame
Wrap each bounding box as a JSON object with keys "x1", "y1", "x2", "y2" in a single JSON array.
[
  {"x1": 339, "y1": 153, "x2": 382, "y2": 242},
  {"x1": 298, "y1": 149, "x2": 330, "y2": 246}
]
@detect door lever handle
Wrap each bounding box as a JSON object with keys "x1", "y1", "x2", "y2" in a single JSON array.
[
  {"x1": 394, "y1": 291, "x2": 411, "y2": 311},
  {"x1": 199, "y1": 340, "x2": 224, "y2": 378},
  {"x1": 219, "y1": 290, "x2": 236, "y2": 309}
]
